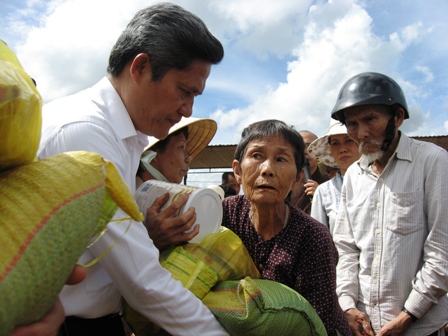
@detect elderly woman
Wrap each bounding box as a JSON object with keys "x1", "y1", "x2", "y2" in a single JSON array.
[
  {"x1": 309, "y1": 119, "x2": 360, "y2": 235},
  {"x1": 222, "y1": 119, "x2": 351, "y2": 336},
  {"x1": 137, "y1": 117, "x2": 217, "y2": 249}
]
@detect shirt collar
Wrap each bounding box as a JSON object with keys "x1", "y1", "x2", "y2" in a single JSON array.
[
  {"x1": 357, "y1": 131, "x2": 412, "y2": 171},
  {"x1": 95, "y1": 77, "x2": 138, "y2": 141}
]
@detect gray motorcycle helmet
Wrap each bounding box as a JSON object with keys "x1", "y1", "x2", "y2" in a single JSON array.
[{"x1": 331, "y1": 72, "x2": 409, "y2": 123}]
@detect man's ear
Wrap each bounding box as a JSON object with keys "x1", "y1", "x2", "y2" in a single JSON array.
[
  {"x1": 394, "y1": 107, "x2": 405, "y2": 128},
  {"x1": 232, "y1": 160, "x2": 242, "y2": 183},
  {"x1": 129, "y1": 53, "x2": 151, "y2": 83}
]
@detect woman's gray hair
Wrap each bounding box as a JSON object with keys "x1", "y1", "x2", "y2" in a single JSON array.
[
  {"x1": 107, "y1": 2, "x2": 224, "y2": 80},
  {"x1": 234, "y1": 119, "x2": 305, "y2": 175}
]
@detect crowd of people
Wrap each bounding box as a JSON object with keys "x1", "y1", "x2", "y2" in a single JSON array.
[{"x1": 6, "y1": 2, "x2": 448, "y2": 336}]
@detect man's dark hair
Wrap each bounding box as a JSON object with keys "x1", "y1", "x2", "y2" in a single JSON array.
[
  {"x1": 234, "y1": 119, "x2": 305, "y2": 176},
  {"x1": 107, "y1": 2, "x2": 224, "y2": 81},
  {"x1": 221, "y1": 172, "x2": 235, "y2": 185}
]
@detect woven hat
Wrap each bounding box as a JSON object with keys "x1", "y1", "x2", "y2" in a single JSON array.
[
  {"x1": 144, "y1": 117, "x2": 217, "y2": 162},
  {"x1": 307, "y1": 119, "x2": 348, "y2": 168}
]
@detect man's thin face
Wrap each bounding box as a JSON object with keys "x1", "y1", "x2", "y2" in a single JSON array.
[{"x1": 344, "y1": 105, "x2": 390, "y2": 156}]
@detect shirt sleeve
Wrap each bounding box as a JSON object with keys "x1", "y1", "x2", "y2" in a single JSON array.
[
  {"x1": 310, "y1": 185, "x2": 329, "y2": 229},
  {"x1": 333, "y1": 177, "x2": 360, "y2": 312},
  {"x1": 39, "y1": 121, "x2": 228, "y2": 335},
  {"x1": 405, "y1": 147, "x2": 448, "y2": 318}
]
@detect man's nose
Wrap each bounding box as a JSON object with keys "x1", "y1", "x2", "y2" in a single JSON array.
[{"x1": 178, "y1": 97, "x2": 194, "y2": 117}]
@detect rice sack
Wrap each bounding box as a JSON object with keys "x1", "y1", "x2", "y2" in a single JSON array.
[
  {"x1": 202, "y1": 277, "x2": 328, "y2": 336},
  {"x1": 0, "y1": 40, "x2": 42, "y2": 171},
  {"x1": 0, "y1": 151, "x2": 143, "y2": 335}
]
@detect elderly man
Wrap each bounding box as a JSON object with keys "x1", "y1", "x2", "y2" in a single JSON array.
[
  {"x1": 332, "y1": 72, "x2": 448, "y2": 336},
  {"x1": 38, "y1": 3, "x2": 227, "y2": 336}
]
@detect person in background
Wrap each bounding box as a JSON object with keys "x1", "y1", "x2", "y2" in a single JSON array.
[
  {"x1": 332, "y1": 72, "x2": 448, "y2": 336},
  {"x1": 222, "y1": 119, "x2": 351, "y2": 336},
  {"x1": 137, "y1": 117, "x2": 217, "y2": 250},
  {"x1": 38, "y1": 3, "x2": 227, "y2": 335},
  {"x1": 219, "y1": 184, "x2": 237, "y2": 198},
  {"x1": 309, "y1": 119, "x2": 360, "y2": 235},
  {"x1": 137, "y1": 117, "x2": 216, "y2": 187},
  {"x1": 290, "y1": 130, "x2": 328, "y2": 214},
  {"x1": 220, "y1": 171, "x2": 240, "y2": 195}
]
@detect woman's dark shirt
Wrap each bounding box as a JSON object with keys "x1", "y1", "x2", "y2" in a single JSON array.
[{"x1": 222, "y1": 195, "x2": 351, "y2": 336}]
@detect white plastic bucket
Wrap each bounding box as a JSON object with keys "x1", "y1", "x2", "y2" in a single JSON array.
[{"x1": 135, "y1": 180, "x2": 222, "y2": 243}]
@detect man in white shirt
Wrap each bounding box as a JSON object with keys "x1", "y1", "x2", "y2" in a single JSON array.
[
  {"x1": 38, "y1": 3, "x2": 228, "y2": 336},
  {"x1": 332, "y1": 72, "x2": 448, "y2": 336}
]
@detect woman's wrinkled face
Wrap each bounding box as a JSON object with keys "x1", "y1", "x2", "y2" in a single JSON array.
[
  {"x1": 329, "y1": 134, "x2": 360, "y2": 174},
  {"x1": 151, "y1": 132, "x2": 191, "y2": 183},
  {"x1": 233, "y1": 135, "x2": 299, "y2": 205}
]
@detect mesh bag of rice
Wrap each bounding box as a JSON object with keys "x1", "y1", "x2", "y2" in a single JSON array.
[{"x1": 0, "y1": 151, "x2": 143, "y2": 334}]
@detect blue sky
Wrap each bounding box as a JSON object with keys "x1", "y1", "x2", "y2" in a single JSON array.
[{"x1": 2, "y1": 0, "x2": 447, "y2": 185}]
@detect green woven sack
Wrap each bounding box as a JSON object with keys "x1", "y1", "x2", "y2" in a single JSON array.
[
  {"x1": 0, "y1": 151, "x2": 143, "y2": 335},
  {"x1": 202, "y1": 277, "x2": 328, "y2": 336}
]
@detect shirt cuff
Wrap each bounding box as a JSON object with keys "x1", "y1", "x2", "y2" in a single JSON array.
[{"x1": 338, "y1": 295, "x2": 357, "y2": 312}]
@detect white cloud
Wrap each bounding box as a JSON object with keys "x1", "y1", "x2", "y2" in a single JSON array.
[
  {"x1": 415, "y1": 65, "x2": 434, "y2": 83},
  {"x1": 212, "y1": 0, "x2": 423, "y2": 141},
  {"x1": 3, "y1": 0, "x2": 445, "y2": 144}
]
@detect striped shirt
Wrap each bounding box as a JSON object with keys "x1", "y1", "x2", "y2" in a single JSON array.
[{"x1": 334, "y1": 133, "x2": 448, "y2": 335}]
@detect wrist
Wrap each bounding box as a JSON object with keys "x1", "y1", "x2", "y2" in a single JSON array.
[{"x1": 401, "y1": 307, "x2": 417, "y2": 322}]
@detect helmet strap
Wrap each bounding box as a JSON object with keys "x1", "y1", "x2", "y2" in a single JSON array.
[{"x1": 381, "y1": 111, "x2": 396, "y2": 151}]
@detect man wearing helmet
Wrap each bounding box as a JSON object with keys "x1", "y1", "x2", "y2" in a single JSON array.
[{"x1": 332, "y1": 72, "x2": 448, "y2": 336}]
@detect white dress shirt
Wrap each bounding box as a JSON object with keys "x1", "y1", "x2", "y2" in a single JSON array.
[
  {"x1": 311, "y1": 172, "x2": 344, "y2": 235},
  {"x1": 333, "y1": 132, "x2": 448, "y2": 335},
  {"x1": 38, "y1": 77, "x2": 228, "y2": 335}
]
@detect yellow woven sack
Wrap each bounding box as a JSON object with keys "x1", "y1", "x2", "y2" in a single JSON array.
[
  {"x1": 0, "y1": 151, "x2": 143, "y2": 335},
  {"x1": 122, "y1": 227, "x2": 261, "y2": 336},
  {"x1": 202, "y1": 277, "x2": 327, "y2": 336},
  {"x1": 0, "y1": 40, "x2": 42, "y2": 171}
]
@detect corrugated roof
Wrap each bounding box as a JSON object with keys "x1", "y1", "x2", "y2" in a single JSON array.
[
  {"x1": 189, "y1": 144, "x2": 236, "y2": 169},
  {"x1": 189, "y1": 135, "x2": 448, "y2": 169}
]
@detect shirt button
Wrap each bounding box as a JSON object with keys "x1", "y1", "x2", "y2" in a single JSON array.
[
  {"x1": 370, "y1": 302, "x2": 376, "y2": 308},
  {"x1": 372, "y1": 278, "x2": 377, "y2": 285},
  {"x1": 375, "y1": 229, "x2": 381, "y2": 235},
  {"x1": 258, "y1": 264, "x2": 263, "y2": 270}
]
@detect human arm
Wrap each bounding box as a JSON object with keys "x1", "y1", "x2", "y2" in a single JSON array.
[
  {"x1": 400, "y1": 147, "x2": 448, "y2": 319},
  {"x1": 10, "y1": 266, "x2": 86, "y2": 336},
  {"x1": 39, "y1": 121, "x2": 228, "y2": 335},
  {"x1": 293, "y1": 216, "x2": 351, "y2": 336},
  {"x1": 333, "y1": 181, "x2": 361, "y2": 315},
  {"x1": 310, "y1": 184, "x2": 330, "y2": 229}
]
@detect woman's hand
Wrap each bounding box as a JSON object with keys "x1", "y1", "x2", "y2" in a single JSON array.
[
  {"x1": 11, "y1": 265, "x2": 86, "y2": 336},
  {"x1": 145, "y1": 192, "x2": 199, "y2": 250}
]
